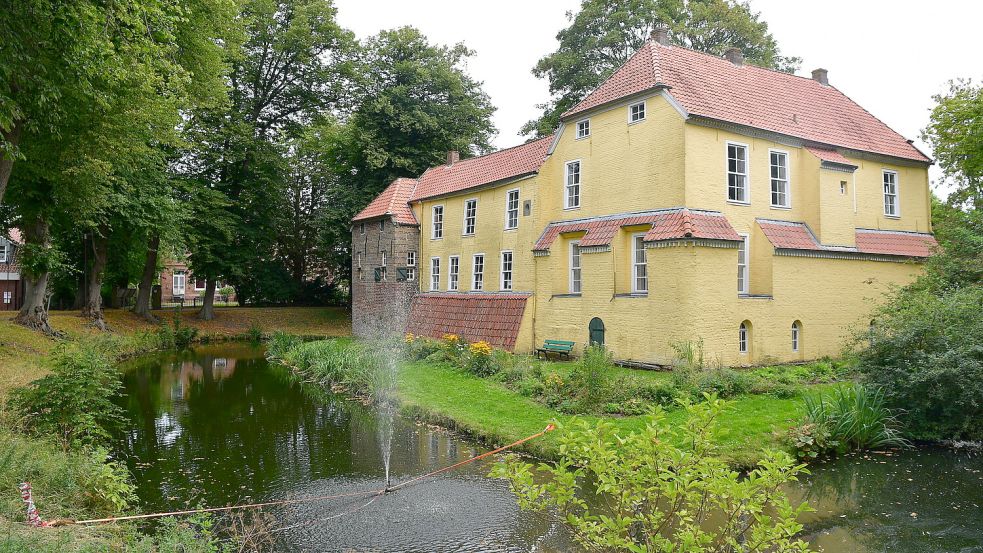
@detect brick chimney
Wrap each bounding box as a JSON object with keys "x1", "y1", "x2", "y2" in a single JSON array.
[
  {"x1": 724, "y1": 47, "x2": 744, "y2": 66},
  {"x1": 811, "y1": 68, "x2": 829, "y2": 86},
  {"x1": 650, "y1": 25, "x2": 669, "y2": 46},
  {"x1": 446, "y1": 150, "x2": 459, "y2": 166}
]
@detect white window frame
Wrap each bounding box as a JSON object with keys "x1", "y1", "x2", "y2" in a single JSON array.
[
  {"x1": 628, "y1": 101, "x2": 646, "y2": 123},
  {"x1": 380, "y1": 251, "x2": 387, "y2": 281},
  {"x1": 569, "y1": 241, "x2": 582, "y2": 294},
  {"x1": 769, "y1": 149, "x2": 791, "y2": 209},
  {"x1": 576, "y1": 119, "x2": 590, "y2": 139},
  {"x1": 564, "y1": 160, "x2": 581, "y2": 210},
  {"x1": 472, "y1": 254, "x2": 485, "y2": 291},
  {"x1": 505, "y1": 188, "x2": 520, "y2": 230},
  {"x1": 357, "y1": 253, "x2": 362, "y2": 268},
  {"x1": 359, "y1": 222, "x2": 365, "y2": 235},
  {"x1": 739, "y1": 322, "x2": 749, "y2": 354},
  {"x1": 172, "y1": 270, "x2": 186, "y2": 296},
  {"x1": 463, "y1": 198, "x2": 477, "y2": 236},
  {"x1": 632, "y1": 233, "x2": 648, "y2": 294},
  {"x1": 431, "y1": 205, "x2": 444, "y2": 239},
  {"x1": 737, "y1": 234, "x2": 749, "y2": 295},
  {"x1": 194, "y1": 277, "x2": 207, "y2": 291},
  {"x1": 405, "y1": 250, "x2": 416, "y2": 281},
  {"x1": 500, "y1": 250, "x2": 513, "y2": 291},
  {"x1": 882, "y1": 170, "x2": 900, "y2": 217},
  {"x1": 726, "y1": 141, "x2": 750, "y2": 204},
  {"x1": 0, "y1": 238, "x2": 8, "y2": 263},
  {"x1": 448, "y1": 255, "x2": 460, "y2": 291},
  {"x1": 430, "y1": 257, "x2": 440, "y2": 291},
  {"x1": 2, "y1": 291, "x2": 11, "y2": 304},
  {"x1": 791, "y1": 321, "x2": 800, "y2": 352}
]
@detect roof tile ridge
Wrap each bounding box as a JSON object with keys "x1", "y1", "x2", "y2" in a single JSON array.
[
  {"x1": 447, "y1": 134, "x2": 555, "y2": 167},
  {"x1": 679, "y1": 209, "x2": 695, "y2": 237},
  {"x1": 822, "y1": 85, "x2": 929, "y2": 161}
]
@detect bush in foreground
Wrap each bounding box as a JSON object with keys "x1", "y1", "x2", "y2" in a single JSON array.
[{"x1": 491, "y1": 397, "x2": 812, "y2": 552}]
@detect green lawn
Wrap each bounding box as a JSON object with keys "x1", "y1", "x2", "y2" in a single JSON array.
[{"x1": 398, "y1": 360, "x2": 807, "y2": 467}]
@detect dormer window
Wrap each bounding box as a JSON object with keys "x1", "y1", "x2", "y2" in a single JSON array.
[
  {"x1": 576, "y1": 119, "x2": 590, "y2": 139},
  {"x1": 629, "y1": 101, "x2": 646, "y2": 123}
]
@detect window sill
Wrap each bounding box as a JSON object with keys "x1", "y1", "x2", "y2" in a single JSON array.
[
  {"x1": 504, "y1": 227, "x2": 518, "y2": 232},
  {"x1": 575, "y1": 135, "x2": 590, "y2": 141},
  {"x1": 769, "y1": 205, "x2": 791, "y2": 210},
  {"x1": 563, "y1": 206, "x2": 581, "y2": 212},
  {"x1": 726, "y1": 200, "x2": 751, "y2": 206},
  {"x1": 628, "y1": 118, "x2": 646, "y2": 126},
  {"x1": 614, "y1": 293, "x2": 648, "y2": 298},
  {"x1": 462, "y1": 233, "x2": 475, "y2": 238},
  {"x1": 431, "y1": 237, "x2": 443, "y2": 241},
  {"x1": 551, "y1": 293, "x2": 582, "y2": 299},
  {"x1": 883, "y1": 214, "x2": 901, "y2": 220},
  {"x1": 738, "y1": 294, "x2": 773, "y2": 300}
]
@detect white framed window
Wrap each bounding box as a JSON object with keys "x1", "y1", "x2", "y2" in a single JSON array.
[
  {"x1": 2, "y1": 291, "x2": 10, "y2": 304},
  {"x1": 463, "y1": 199, "x2": 477, "y2": 235},
  {"x1": 769, "y1": 149, "x2": 790, "y2": 208},
  {"x1": 448, "y1": 255, "x2": 460, "y2": 291},
  {"x1": 173, "y1": 270, "x2": 186, "y2": 295},
  {"x1": 576, "y1": 119, "x2": 590, "y2": 139},
  {"x1": 883, "y1": 170, "x2": 899, "y2": 217},
  {"x1": 357, "y1": 253, "x2": 362, "y2": 268},
  {"x1": 840, "y1": 181, "x2": 848, "y2": 195},
  {"x1": 500, "y1": 251, "x2": 513, "y2": 291},
  {"x1": 629, "y1": 101, "x2": 646, "y2": 123},
  {"x1": 472, "y1": 254, "x2": 484, "y2": 291},
  {"x1": 632, "y1": 233, "x2": 648, "y2": 293},
  {"x1": 359, "y1": 222, "x2": 365, "y2": 235},
  {"x1": 505, "y1": 189, "x2": 519, "y2": 230},
  {"x1": 569, "y1": 241, "x2": 582, "y2": 294},
  {"x1": 0, "y1": 238, "x2": 9, "y2": 263},
  {"x1": 727, "y1": 142, "x2": 749, "y2": 203},
  {"x1": 737, "y1": 234, "x2": 749, "y2": 294},
  {"x1": 406, "y1": 251, "x2": 416, "y2": 281},
  {"x1": 380, "y1": 251, "x2": 387, "y2": 281},
  {"x1": 431, "y1": 205, "x2": 444, "y2": 239},
  {"x1": 791, "y1": 321, "x2": 801, "y2": 352},
  {"x1": 430, "y1": 257, "x2": 440, "y2": 291},
  {"x1": 739, "y1": 322, "x2": 749, "y2": 354},
  {"x1": 194, "y1": 277, "x2": 206, "y2": 291},
  {"x1": 564, "y1": 160, "x2": 581, "y2": 209}
]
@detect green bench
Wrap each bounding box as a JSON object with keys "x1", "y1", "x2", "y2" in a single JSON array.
[{"x1": 536, "y1": 339, "x2": 575, "y2": 360}]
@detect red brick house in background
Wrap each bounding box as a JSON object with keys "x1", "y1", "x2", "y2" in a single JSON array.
[
  {"x1": 0, "y1": 229, "x2": 24, "y2": 311},
  {"x1": 159, "y1": 257, "x2": 234, "y2": 305}
]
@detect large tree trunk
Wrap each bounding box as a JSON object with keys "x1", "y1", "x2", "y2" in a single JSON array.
[
  {"x1": 13, "y1": 214, "x2": 55, "y2": 334},
  {"x1": 80, "y1": 228, "x2": 109, "y2": 330},
  {"x1": 133, "y1": 234, "x2": 159, "y2": 322},
  {"x1": 198, "y1": 279, "x2": 217, "y2": 320},
  {"x1": 0, "y1": 119, "x2": 23, "y2": 205}
]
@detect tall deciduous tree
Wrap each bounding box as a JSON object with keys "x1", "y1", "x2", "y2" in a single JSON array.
[
  {"x1": 522, "y1": 0, "x2": 800, "y2": 137},
  {"x1": 319, "y1": 26, "x2": 497, "y2": 291},
  {"x1": 922, "y1": 80, "x2": 983, "y2": 209}
]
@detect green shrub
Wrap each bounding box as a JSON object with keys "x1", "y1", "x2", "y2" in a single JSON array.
[
  {"x1": 405, "y1": 335, "x2": 442, "y2": 360},
  {"x1": 464, "y1": 341, "x2": 496, "y2": 376},
  {"x1": 491, "y1": 398, "x2": 812, "y2": 552},
  {"x1": 696, "y1": 368, "x2": 752, "y2": 399},
  {"x1": 793, "y1": 383, "x2": 909, "y2": 457},
  {"x1": 266, "y1": 331, "x2": 303, "y2": 360},
  {"x1": 157, "y1": 313, "x2": 198, "y2": 349},
  {"x1": 787, "y1": 422, "x2": 835, "y2": 460},
  {"x1": 7, "y1": 343, "x2": 127, "y2": 451},
  {"x1": 568, "y1": 345, "x2": 613, "y2": 412},
  {"x1": 247, "y1": 323, "x2": 264, "y2": 343},
  {"x1": 516, "y1": 378, "x2": 546, "y2": 398}
]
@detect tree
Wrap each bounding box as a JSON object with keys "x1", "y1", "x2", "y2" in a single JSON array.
[
  {"x1": 922, "y1": 80, "x2": 983, "y2": 208},
  {"x1": 492, "y1": 399, "x2": 812, "y2": 552},
  {"x1": 318, "y1": 26, "x2": 497, "y2": 293},
  {"x1": 522, "y1": 0, "x2": 800, "y2": 137}
]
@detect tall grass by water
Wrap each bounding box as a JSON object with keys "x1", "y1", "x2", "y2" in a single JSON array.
[{"x1": 795, "y1": 383, "x2": 910, "y2": 457}]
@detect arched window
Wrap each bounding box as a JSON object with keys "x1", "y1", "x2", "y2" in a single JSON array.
[
  {"x1": 791, "y1": 321, "x2": 801, "y2": 352},
  {"x1": 739, "y1": 321, "x2": 749, "y2": 354}
]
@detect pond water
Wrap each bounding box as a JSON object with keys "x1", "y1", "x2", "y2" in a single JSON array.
[{"x1": 114, "y1": 344, "x2": 983, "y2": 552}]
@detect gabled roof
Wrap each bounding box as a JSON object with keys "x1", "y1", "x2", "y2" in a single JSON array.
[
  {"x1": 352, "y1": 178, "x2": 419, "y2": 225},
  {"x1": 410, "y1": 135, "x2": 554, "y2": 202},
  {"x1": 563, "y1": 40, "x2": 929, "y2": 163},
  {"x1": 757, "y1": 219, "x2": 938, "y2": 258},
  {"x1": 533, "y1": 208, "x2": 741, "y2": 252}
]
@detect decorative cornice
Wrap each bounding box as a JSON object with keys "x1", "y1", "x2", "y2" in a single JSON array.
[
  {"x1": 645, "y1": 238, "x2": 739, "y2": 249},
  {"x1": 774, "y1": 248, "x2": 923, "y2": 263}
]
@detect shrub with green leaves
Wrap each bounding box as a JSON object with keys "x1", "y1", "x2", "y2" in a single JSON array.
[
  {"x1": 492, "y1": 397, "x2": 812, "y2": 552},
  {"x1": 567, "y1": 345, "x2": 613, "y2": 412},
  {"x1": 791, "y1": 383, "x2": 909, "y2": 458},
  {"x1": 8, "y1": 343, "x2": 127, "y2": 451}
]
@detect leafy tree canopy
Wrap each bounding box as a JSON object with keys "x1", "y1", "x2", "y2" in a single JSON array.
[
  {"x1": 522, "y1": 0, "x2": 800, "y2": 137},
  {"x1": 922, "y1": 79, "x2": 983, "y2": 208}
]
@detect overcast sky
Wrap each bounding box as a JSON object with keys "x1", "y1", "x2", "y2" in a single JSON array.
[{"x1": 335, "y1": 0, "x2": 980, "y2": 196}]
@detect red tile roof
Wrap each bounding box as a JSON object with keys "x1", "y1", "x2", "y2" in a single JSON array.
[
  {"x1": 758, "y1": 219, "x2": 937, "y2": 258},
  {"x1": 855, "y1": 229, "x2": 938, "y2": 258},
  {"x1": 410, "y1": 136, "x2": 554, "y2": 202},
  {"x1": 756, "y1": 220, "x2": 821, "y2": 250},
  {"x1": 352, "y1": 178, "x2": 419, "y2": 225},
  {"x1": 405, "y1": 293, "x2": 530, "y2": 350},
  {"x1": 563, "y1": 41, "x2": 929, "y2": 162},
  {"x1": 804, "y1": 146, "x2": 857, "y2": 167},
  {"x1": 4, "y1": 229, "x2": 21, "y2": 244},
  {"x1": 533, "y1": 209, "x2": 741, "y2": 251}
]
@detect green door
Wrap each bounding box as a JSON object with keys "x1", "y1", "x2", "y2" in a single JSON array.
[{"x1": 588, "y1": 317, "x2": 605, "y2": 346}]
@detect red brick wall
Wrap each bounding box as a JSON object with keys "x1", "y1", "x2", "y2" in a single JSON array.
[{"x1": 351, "y1": 217, "x2": 420, "y2": 338}]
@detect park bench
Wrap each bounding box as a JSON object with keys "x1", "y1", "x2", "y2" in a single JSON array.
[{"x1": 536, "y1": 339, "x2": 575, "y2": 360}]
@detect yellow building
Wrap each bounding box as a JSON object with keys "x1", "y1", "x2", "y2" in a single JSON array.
[{"x1": 352, "y1": 31, "x2": 937, "y2": 366}]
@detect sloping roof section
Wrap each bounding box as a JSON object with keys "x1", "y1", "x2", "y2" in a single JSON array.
[
  {"x1": 756, "y1": 220, "x2": 822, "y2": 250},
  {"x1": 563, "y1": 41, "x2": 929, "y2": 163},
  {"x1": 533, "y1": 208, "x2": 741, "y2": 252},
  {"x1": 352, "y1": 178, "x2": 419, "y2": 225},
  {"x1": 757, "y1": 219, "x2": 937, "y2": 258},
  {"x1": 405, "y1": 293, "x2": 530, "y2": 350},
  {"x1": 410, "y1": 136, "x2": 554, "y2": 202},
  {"x1": 804, "y1": 146, "x2": 857, "y2": 167},
  {"x1": 855, "y1": 229, "x2": 938, "y2": 258}
]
